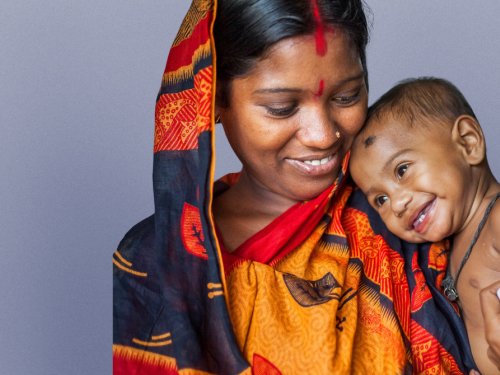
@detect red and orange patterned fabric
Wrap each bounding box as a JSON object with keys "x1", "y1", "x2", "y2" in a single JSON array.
[{"x1": 113, "y1": 1, "x2": 476, "y2": 374}]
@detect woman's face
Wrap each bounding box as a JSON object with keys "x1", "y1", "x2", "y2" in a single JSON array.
[{"x1": 218, "y1": 31, "x2": 368, "y2": 201}]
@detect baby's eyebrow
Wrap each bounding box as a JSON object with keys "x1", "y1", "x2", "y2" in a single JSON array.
[
  {"x1": 364, "y1": 135, "x2": 376, "y2": 147},
  {"x1": 365, "y1": 187, "x2": 376, "y2": 197},
  {"x1": 383, "y1": 148, "x2": 413, "y2": 173}
]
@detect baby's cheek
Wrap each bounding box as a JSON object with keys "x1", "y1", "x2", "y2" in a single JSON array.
[
  {"x1": 385, "y1": 219, "x2": 410, "y2": 241},
  {"x1": 347, "y1": 159, "x2": 364, "y2": 187}
]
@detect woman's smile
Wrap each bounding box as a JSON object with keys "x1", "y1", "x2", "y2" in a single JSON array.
[{"x1": 285, "y1": 151, "x2": 340, "y2": 176}]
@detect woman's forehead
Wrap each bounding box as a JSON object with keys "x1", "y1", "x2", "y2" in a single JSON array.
[{"x1": 237, "y1": 31, "x2": 362, "y2": 89}]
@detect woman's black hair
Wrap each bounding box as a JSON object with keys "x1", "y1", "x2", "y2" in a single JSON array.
[{"x1": 213, "y1": 0, "x2": 371, "y2": 107}]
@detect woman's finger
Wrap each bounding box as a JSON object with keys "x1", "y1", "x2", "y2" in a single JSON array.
[
  {"x1": 480, "y1": 279, "x2": 500, "y2": 370},
  {"x1": 480, "y1": 280, "x2": 500, "y2": 322}
]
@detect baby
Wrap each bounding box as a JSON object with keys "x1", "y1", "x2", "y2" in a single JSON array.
[{"x1": 350, "y1": 77, "x2": 500, "y2": 375}]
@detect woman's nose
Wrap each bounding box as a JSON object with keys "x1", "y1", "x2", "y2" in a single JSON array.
[
  {"x1": 391, "y1": 191, "x2": 412, "y2": 217},
  {"x1": 297, "y1": 111, "x2": 337, "y2": 149}
]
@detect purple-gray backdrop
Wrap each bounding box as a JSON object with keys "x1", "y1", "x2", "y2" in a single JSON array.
[{"x1": 1, "y1": 1, "x2": 499, "y2": 373}]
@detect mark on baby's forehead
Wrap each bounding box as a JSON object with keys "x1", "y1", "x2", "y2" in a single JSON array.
[{"x1": 364, "y1": 135, "x2": 376, "y2": 147}]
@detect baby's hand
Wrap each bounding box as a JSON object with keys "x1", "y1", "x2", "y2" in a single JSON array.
[{"x1": 480, "y1": 280, "x2": 500, "y2": 372}]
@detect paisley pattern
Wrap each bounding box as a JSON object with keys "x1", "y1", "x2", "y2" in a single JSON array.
[
  {"x1": 283, "y1": 272, "x2": 343, "y2": 307},
  {"x1": 113, "y1": 1, "x2": 477, "y2": 374}
]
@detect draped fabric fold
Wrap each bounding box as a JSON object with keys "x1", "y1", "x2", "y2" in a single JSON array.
[{"x1": 113, "y1": 1, "x2": 476, "y2": 373}]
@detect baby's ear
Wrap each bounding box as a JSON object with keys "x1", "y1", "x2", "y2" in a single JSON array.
[{"x1": 451, "y1": 115, "x2": 485, "y2": 166}]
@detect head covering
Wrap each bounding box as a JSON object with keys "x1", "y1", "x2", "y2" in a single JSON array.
[
  {"x1": 113, "y1": 1, "x2": 476, "y2": 374},
  {"x1": 113, "y1": 0, "x2": 249, "y2": 373}
]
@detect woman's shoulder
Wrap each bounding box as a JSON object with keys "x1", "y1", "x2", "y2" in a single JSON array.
[
  {"x1": 113, "y1": 214, "x2": 157, "y2": 281},
  {"x1": 117, "y1": 215, "x2": 155, "y2": 253}
]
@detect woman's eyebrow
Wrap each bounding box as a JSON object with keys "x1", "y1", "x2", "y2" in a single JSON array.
[
  {"x1": 253, "y1": 88, "x2": 304, "y2": 94},
  {"x1": 335, "y1": 72, "x2": 365, "y2": 86}
]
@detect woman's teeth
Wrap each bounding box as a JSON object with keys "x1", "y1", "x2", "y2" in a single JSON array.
[{"x1": 304, "y1": 156, "x2": 332, "y2": 166}]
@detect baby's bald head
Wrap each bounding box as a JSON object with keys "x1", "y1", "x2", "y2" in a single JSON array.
[{"x1": 354, "y1": 77, "x2": 477, "y2": 150}]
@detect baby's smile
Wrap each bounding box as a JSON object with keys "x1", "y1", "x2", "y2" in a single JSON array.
[{"x1": 410, "y1": 198, "x2": 436, "y2": 233}]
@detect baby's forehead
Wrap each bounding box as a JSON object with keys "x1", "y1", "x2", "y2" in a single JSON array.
[
  {"x1": 353, "y1": 114, "x2": 411, "y2": 153},
  {"x1": 354, "y1": 111, "x2": 450, "y2": 153}
]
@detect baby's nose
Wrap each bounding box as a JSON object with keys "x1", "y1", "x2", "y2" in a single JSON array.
[{"x1": 392, "y1": 192, "x2": 412, "y2": 217}]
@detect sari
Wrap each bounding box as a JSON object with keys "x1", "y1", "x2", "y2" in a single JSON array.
[{"x1": 113, "y1": 1, "x2": 476, "y2": 373}]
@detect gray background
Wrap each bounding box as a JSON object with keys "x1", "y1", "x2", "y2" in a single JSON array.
[{"x1": 1, "y1": 1, "x2": 499, "y2": 374}]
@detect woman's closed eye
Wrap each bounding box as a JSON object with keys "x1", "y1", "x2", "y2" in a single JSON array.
[
  {"x1": 396, "y1": 163, "x2": 409, "y2": 180},
  {"x1": 266, "y1": 105, "x2": 298, "y2": 117},
  {"x1": 375, "y1": 195, "x2": 388, "y2": 207},
  {"x1": 333, "y1": 87, "x2": 362, "y2": 106}
]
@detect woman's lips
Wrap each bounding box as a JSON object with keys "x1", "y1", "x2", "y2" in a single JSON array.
[
  {"x1": 286, "y1": 152, "x2": 340, "y2": 176},
  {"x1": 410, "y1": 198, "x2": 436, "y2": 233}
]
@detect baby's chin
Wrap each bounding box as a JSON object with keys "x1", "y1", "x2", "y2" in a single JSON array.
[{"x1": 390, "y1": 228, "x2": 448, "y2": 244}]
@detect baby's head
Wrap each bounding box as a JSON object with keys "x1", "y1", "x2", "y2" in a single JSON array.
[{"x1": 351, "y1": 77, "x2": 489, "y2": 243}]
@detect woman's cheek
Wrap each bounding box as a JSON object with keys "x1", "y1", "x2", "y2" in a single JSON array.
[{"x1": 339, "y1": 119, "x2": 363, "y2": 148}]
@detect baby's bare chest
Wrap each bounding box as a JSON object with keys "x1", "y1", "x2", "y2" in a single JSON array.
[{"x1": 451, "y1": 228, "x2": 500, "y2": 326}]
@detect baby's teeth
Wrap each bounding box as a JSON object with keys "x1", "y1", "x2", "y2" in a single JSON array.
[
  {"x1": 311, "y1": 160, "x2": 321, "y2": 166},
  {"x1": 320, "y1": 157, "x2": 329, "y2": 165},
  {"x1": 416, "y1": 213, "x2": 426, "y2": 225}
]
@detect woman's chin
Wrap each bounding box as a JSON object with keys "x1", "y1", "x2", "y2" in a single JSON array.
[{"x1": 282, "y1": 174, "x2": 340, "y2": 202}]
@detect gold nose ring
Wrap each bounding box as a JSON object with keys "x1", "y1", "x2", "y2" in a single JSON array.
[{"x1": 336, "y1": 131, "x2": 341, "y2": 139}]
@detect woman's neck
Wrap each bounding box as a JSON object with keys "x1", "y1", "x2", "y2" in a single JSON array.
[
  {"x1": 229, "y1": 168, "x2": 301, "y2": 217},
  {"x1": 212, "y1": 168, "x2": 302, "y2": 252}
]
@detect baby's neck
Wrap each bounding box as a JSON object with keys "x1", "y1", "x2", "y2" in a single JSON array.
[{"x1": 456, "y1": 166, "x2": 500, "y2": 238}]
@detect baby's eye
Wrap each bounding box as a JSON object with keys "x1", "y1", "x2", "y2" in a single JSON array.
[
  {"x1": 375, "y1": 195, "x2": 388, "y2": 207},
  {"x1": 397, "y1": 164, "x2": 409, "y2": 180}
]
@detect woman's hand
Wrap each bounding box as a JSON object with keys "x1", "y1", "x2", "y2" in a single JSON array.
[{"x1": 480, "y1": 280, "x2": 500, "y2": 372}]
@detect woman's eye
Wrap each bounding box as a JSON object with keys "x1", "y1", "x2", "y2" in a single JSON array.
[
  {"x1": 375, "y1": 196, "x2": 388, "y2": 207},
  {"x1": 333, "y1": 88, "x2": 362, "y2": 106},
  {"x1": 397, "y1": 164, "x2": 409, "y2": 180},
  {"x1": 334, "y1": 95, "x2": 360, "y2": 105},
  {"x1": 266, "y1": 106, "x2": 297, "y2": 117}
]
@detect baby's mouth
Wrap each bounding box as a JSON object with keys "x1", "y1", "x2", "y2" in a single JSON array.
[{"x1": 411, "y1": 198, "x2": 436, "y2": 231}]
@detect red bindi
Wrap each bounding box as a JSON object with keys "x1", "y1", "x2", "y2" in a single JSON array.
[
  {"x1": 312, "y1": 80, "x2": 324, "y2": 98},
  {"x1": 311, "y1": 0, "x2": 327, "y2": 56}
]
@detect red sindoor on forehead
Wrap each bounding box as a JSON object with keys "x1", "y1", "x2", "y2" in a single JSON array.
[
  {"x1": 313, "y1": 80, "x2": 324, "y2": 98},
  {"x1": 310, "y1": 0, "x2": 327, "y2": 56}
]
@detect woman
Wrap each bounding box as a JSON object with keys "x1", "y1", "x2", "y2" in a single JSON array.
[{"x1": 113, "y1": 0, "x2": 477, "y2": 373}]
